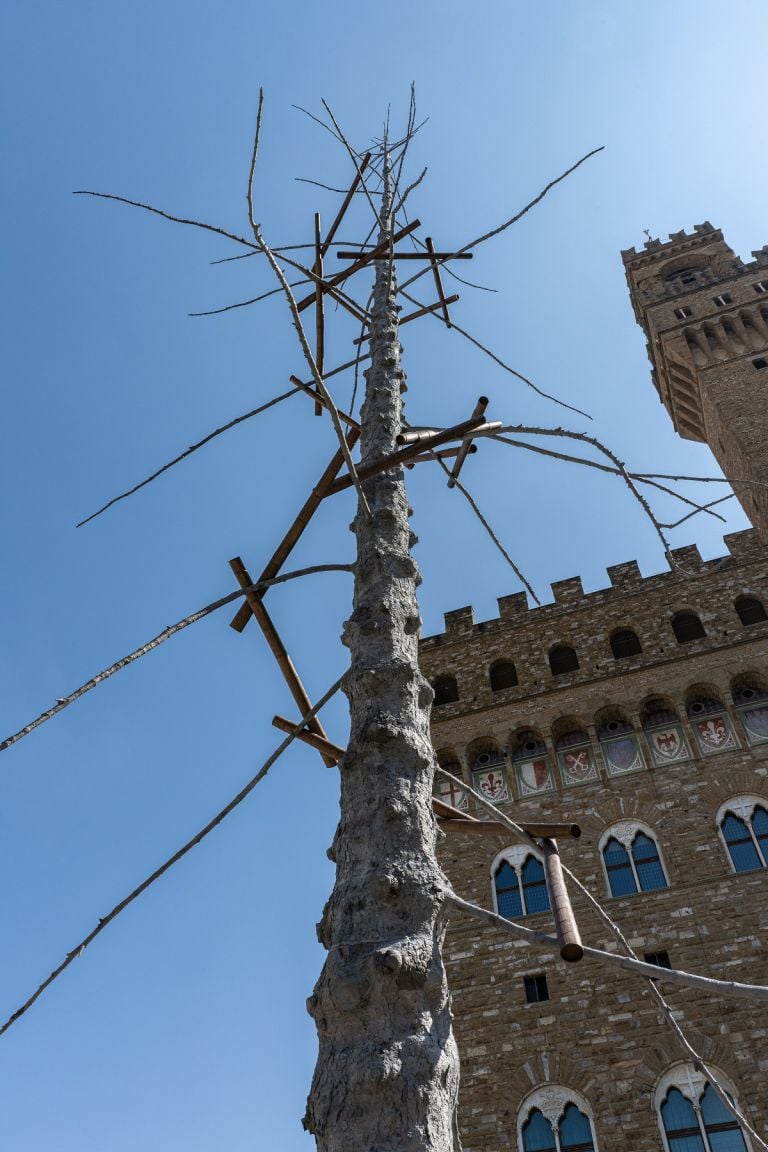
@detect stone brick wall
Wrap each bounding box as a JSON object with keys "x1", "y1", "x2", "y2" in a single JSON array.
[{"x1": 420, "y1": 528, "x2": 768, "y2": 1150}]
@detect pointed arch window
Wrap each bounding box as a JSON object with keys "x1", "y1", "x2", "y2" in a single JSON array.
[
  {"x1": 602, "y1": 828, "x2": 668, "y2": 897},
  {"x1": 735, "y1": 596, "x2": 768, "y2": 626},
  {"x1": 718, "y1": 798, "x2": 768, "y2": 872},
  {"x1": 657, "y1": 1067, "x2": 748, "y2": 1152},
  {"x1": 518, "y1": 1089, "x2": 597, "y2": 1152},
  {"x1": 493, "y1": 848, "x2": 551, "y2": 919}
]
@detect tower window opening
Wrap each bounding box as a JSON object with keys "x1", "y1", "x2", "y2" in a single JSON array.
[
  {"x1": 671, "y1": 611, "x2": 706, "y2": 643},
  {"x1": 523, "y1": 973, "x2": 549, "y2": 1004},
  {"x1": 549, "y1": 645, "x2": 579, "y2": 676},
  {"x1": 674, "y1": 306, "x2": 693, "y2": 320},
  {"x1": 432, "y1": 675, "x2": 459, "y2": 707},
  {"x1": 602, "y1": 829, "x2": 668, "y2": 897},
  {"x1": 753, "y1": 281, "x2": 767, "y2": 294},
  {"x1": 610, "y1": 628, "x2": 642, "y2": 659},
  {"x1": 713, "y1": 293, "x2": 732, "y2": 307},
  {"x1": 490, "y1": 659, "x2": 518, "y2": 692},
  {"x1": 735, "y1": 596, "x2": 768, "y2": 626},
  {"x1": 494, "y1": 853, "x2": 551, "y2": 918},
  {"x1": 644, "y1": 950, "x2": 672, "y2": 970},
  {"x1": 753, "y1": 358, "x2": 768, "y2": 370}
]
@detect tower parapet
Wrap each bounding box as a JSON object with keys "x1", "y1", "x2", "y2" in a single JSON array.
[{"x1": 623, "y1": 226, "x2": 768, "y2": 539}]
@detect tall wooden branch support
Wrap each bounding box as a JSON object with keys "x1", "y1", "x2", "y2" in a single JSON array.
[
  {"x1": 304, "y1": 155, "x2": 461, "y2": 1151},
  {"x1": 541, "y1": 837, "x2": 584, "y2": 963}
]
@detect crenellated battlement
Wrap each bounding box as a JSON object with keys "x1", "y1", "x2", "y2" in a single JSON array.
[
  {"x1": 621, "y1": 222, "x2": 719, "y2": 263},
  {"x1": 420, "y1": 529, "x2": 763, "y2": 648}
]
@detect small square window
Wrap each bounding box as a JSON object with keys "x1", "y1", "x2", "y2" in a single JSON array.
[
  {"x1": 524, "y1": 973, "x2": 549, "y2": 1003},
  {"x1": 674, "y1": 306, "x2": 693, "y2": 320},
  {"x1": 713, "y1": 294, "x2": 732, "y2": 307},
  {"x1": 644, "y1": 950, "x2": 671, "y2": 970},
  {"x1": 753, "y1": 281, "x2": 767, "y2": 294},
  {"x1": 753, "y1": 358, "x2": 768, "y2": 371}
]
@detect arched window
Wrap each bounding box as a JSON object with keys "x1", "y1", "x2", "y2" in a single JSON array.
[
  {"x1": 549, "y1": 645, "x2": 579, "y2": 676},
  {"x1": 518, "y1": 1087, "x2": 597, "y2": 1152},
  {"x1": 493, "y1": 847, "x2": 551, "y2": 918},
  {"x1": 601, "y1": 827, "x2": 668, "y2": 897},
  {"x1": 656, "y1": 1065, "x2": 748, "y2": 1152},
  {"x1": 432, "y1": 675, "x2": 458, "y2": 707},
  {"x1": 718, "y1": 797, "x2": 768, "y2": 872},
  {"x1": 490, "y1": 659, "x2": 518, "y2": 692},
  {"x1": 732, "y1": 677, "x2": 768, "y2": 746},
  {"x1": 672, "y1": 612, "x2": 706, "y2": 643},
  {"x1": 610, "y1": 629, "x2": 642, "y2": 659},
  {"x1": 735, "y1": 595, "x2": 768, "y2": 626}
]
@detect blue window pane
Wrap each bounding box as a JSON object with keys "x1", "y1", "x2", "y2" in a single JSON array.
[
  {"x1": 661, "y1": 1089, "x2": 706, "y2": 1152},
  {"x1": 721, "y1": 814, "x2": 762, "y2": 872},
  {"x1": 522, "y1": 1108, "x2": 556, "y2": 1151},
  {"x1": 752, "y1": 805, "x2": 768, "y2": 860},
  {"x1": 633, "y1": 833, "x2": 668, "y2": 891},
  {"x1": 559, "y1": 1102, "x2": 594, "y2": 1150},
  {"x1": 495, "y1": 862, "x2": 523, "y2": 919},
  {"x1": 701, "y1": 1084, "x2": 748, "y2": 1152},
  {"x1": 604, "y1": 838, "x2": 637, "y2": 897},
  {"x1": 522, "y1": 856, "x2": 551, "y2": 915}
]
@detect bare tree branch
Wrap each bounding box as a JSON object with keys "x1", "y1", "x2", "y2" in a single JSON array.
[
  {"x1": 77, "y1": 387, "x2": 301, "y2": 527},
  {"x1": 427, "y1": 451, "x2": 539, "y2": 604},
  {"x1": 73, "y1": 191, "x2": 258, "y2": 254},
  {"x1": 321, "y1": 100, "x2": 380, "y2": 224},
  {"x1": 397, "y1": 145, "x2": 605, "y2": 297},
  {"x1": 189, "y1": 283, "x2": 302, "y2": 318},
  {"x1": 399, "y1": 287, "x2": 592, "y2": 420},
  {"x1": 0, "y1": 565, "x2": 352, "y2": 756},
  {"x1": 0, "y1": 676, "x2": 344, "y2": 1038}
]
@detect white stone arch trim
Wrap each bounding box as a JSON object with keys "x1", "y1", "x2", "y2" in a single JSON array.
[
  {"x1": 516, "y1": 1084, "x2": 598, "y2": 1151},
  {"x1": 715, "y1": 794, "x2": 768, "y2": 871},
  {"x1": 654, "y1": 1062, "x2": 751, "y2": 1152},
  {"x1": 597, "y1": 820, "x2": 669, "y2": 897},
  {"x1": 490, "y1": 844, "x2": 543, "y2": 916}
]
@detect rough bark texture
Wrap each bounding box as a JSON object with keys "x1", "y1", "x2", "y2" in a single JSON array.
[{"x1": 304, "y1": 159, "x2": 461, "y2": 1151}]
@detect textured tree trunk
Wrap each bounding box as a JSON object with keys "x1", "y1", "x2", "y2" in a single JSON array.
[{"x1": 304, "y1": 158, "x2": 460, "y2": 1150}]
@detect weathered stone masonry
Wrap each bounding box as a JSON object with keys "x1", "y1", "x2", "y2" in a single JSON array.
[{"x1": 419, "y1": 227, "x2": 768, "y2": 1151}]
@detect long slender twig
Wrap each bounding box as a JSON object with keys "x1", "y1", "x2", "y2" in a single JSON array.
[
  {"x1": 0, "y1": 564, "x2": 352, "y2": 755},
  {"x1": 393, "y1": 166, "x2": 427, "y2": 217},
  {"x1": 321, "y1": 100, "x2": 380, "y2": 225},
  {"x1": 245, "y1": 94, "x2": 370, "y2": 516},
  {"x1": 428, "y1": 452, "x2": 539, "y2": 604},
  {"x1": 491, "y1": 434, "x2": 730, "y2": 525},
  {"x1": 0, "y1": 676, "x2": 343, "y2": 1038},
  {"x1": 661, "y1": 493, "x2": 735, "y2": 529},
  {"x1": 495, "y1": 423, "x2": 676, "y2": 563},
  {"x1": 436, "y1": 767, "x2": 767, "y2": 1146},
  {"x1": 189, "y1": 283, "x2": 298, "y2": 318},
  {"x1": 77, "y1": 387, "x2": 301, "y2": 528},
  {"x1": 447, "y1": 894, "x2": 768, "y2": 1003},
  {"x1": 398, "y1": 287, "x2": 591, "y2": 420},
  {"x1": 73, "y1": 191, "x2": 258, "y2": 253},
  {"x1": 397, "y1": 145, "x2": 604, "y2": 297}
]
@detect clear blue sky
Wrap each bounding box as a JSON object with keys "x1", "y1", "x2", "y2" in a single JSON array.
[{"x1": 1, "y1": 2, "x2": 766, "y2": 1148}]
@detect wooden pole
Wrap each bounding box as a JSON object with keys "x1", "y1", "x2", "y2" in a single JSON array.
[
  {"x1": 229, "y1": 558, "x2": 337, "y2": 769},
  {"x1": 447, "y1": 396, "x2": 488, "y2": 488},
  {"x1": 229, "y1": 428, "x2": 360, "y2": 632},
  {"x1": 326, "y1": 408, "x2": 488, "y2": 496},
  {"x1": 313, "y1": 213, "x2": 324, "y2": 416},
  {"x1": 272, "y1": 715, "x2": 344, "y2": 763},
  {"x1": 425, "y1": 237, "x2": 452, "y2": 329},
  {"x1": 541, "y1": 837, "x2": 583, "y2": 962},
  {"x1": 438, "y1": 818, "x2": 581, "y2": 839},
  {"x1": 321, "y1": 152, "x2": 371, "y2": 257},
  {"x1": 296, "y1": 219, "x2": 421, "y2": 312}
]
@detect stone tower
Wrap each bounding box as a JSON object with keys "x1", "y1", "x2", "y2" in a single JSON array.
[{"x1": 622, "y1": 225, "x2": 768, "y2": 540}]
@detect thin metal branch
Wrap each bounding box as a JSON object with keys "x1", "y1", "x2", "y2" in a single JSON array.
[
  {"x1": 491, "y1": 435, "x2": 729, "y2": 525},
  {"x1": 393, "y1": 166, "x2": 427, "y2": 217},
  {"x1": 397, "y1": 145, "x2": 605, "y2": 297},
  {"x1": 0, "y1": 565, "x2": 352, "y2": 756},
  {"x1": 244, "y1": 100, "x2": 370, "y2": 517},
  {"x1": 0, "y1": 676, "x2": 343, "y2": 1038},
  {"x1": 189, "y1": 283, "x2": 303, "y2": 318},
  {"x1": 660, "y1": 493, "x2": 735, "y2": 529},
  {"x1": 73, "y1": 191, "x2": 258, "y2": 253},
  {"x1": 321, "y1": 100, "x2": 379, "y2": 224},
  {"x1": 398, "y1": 287, "x2": 592, "y2": 420},
  {"x1": 427, "y1": 452, "x2": 539, "y2": 604},
  {"x1": 77, "y1": 387, "x2": 300, "y2": 528}
]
